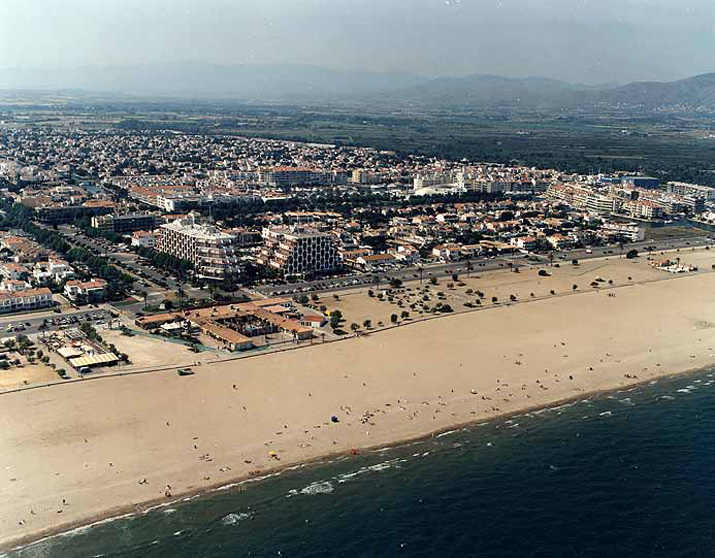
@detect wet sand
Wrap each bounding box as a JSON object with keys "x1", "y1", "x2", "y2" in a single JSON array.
[{"x1": 2, "y1": 268, "x2": 715, "y2": 550}]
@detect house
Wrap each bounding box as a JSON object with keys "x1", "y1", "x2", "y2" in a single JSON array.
[
  {"x1": 64, "y1": 279, "x2": 108, "y2": 302},
  {"x1": 547, "y1": 234, "x2": 574, "y2": 250},
  {"x1": 459, "y1": 244, "x2": 483, "y2": 258},
  {"x1": 510, "y1": 236, "x2": 539, "y2": 251},
  {"x1": 299, "y1": 314, "x2": 328, "y2": 328},
  {"x1": 131, "y1": 230, "x2": 157, "y2": 249},
  {"x1": 33, "y1": 258, "x2": 75, "y2": 284},
  {"x1": 0, "y1": 279, "x2": 31, "y2": 292},
  {"x1": 355, "y1": 253, "x2": 397, "y2": 270},
  {"x1": 432, "y1": 244, "x2": 461, "y2": 261},
  {"x1": 0, "y1": 263, "x2": 30, "y2": 281},
  {"x1": 391, "y1": 244, "x2": 421, "y2": 264}
]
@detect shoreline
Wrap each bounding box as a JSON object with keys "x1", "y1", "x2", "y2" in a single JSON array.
[
  {"x1": 3, "y1": 261, "x2": 715, "y2": 552},
  {"x1": 3, "y1": 363, "x2": 710, "y2": 553}
]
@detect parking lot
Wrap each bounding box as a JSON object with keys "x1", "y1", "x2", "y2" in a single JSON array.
[{"x1": 0, "y1": 308, "x2": 113, "y2": 338}]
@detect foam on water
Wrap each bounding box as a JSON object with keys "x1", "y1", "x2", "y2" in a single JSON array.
[
  {"x1": 299, "y1": 481, "x2": 334, "y2": 496},
  {"x1": 9, "y1": 367, "x2": 715, "y2": 558},
  {"x1": 221, "y1": 512, "x2": 253, "y2": 526}
]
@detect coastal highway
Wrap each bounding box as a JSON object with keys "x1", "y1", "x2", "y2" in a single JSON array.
[{"x1": 256, "y1": 235, "x2": 714, "y2": 297}]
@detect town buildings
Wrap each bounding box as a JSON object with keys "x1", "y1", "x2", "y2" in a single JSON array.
[
  {"x1": 155, "y1": 214, "x2": 241, "y2": 280},
  {"x1": 258, "y1": 226, "x2": 341, "y2": 277},
  {"x1": 91, "y1": 213, "x2": 157, "y2": 233},
  {"x1": 0, "y1": 287, "x2": 53, "y2": 314}
]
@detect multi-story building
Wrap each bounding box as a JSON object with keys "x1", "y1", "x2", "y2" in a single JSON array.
[
  {"x1": 258, "y1": 226, "x2": 341, "y2": 277},
  {"x1": 601, "y1": 222, "x2": 646, "y2": 242},
  {"x1": 351, "y1": 169, "x2": 385, "y2": 185},
  {"x1": 258, "y1": 167, "x2": 329, "y2": 188},
  {"x1": 156, "y1": 214, "x2": 241, "y2": 280},
  {"x1": 91, "y1": 213, "x2": 157, "y2": 233},
  {"x1": 622, "y1": 200, "x2": 664, "y2": 220},
  {"x1": 32, "y1": 258, "x2": 75, "y2": 284},
  {"x1": 666, "y1": 182, "x2": 715, "y2": 201},
  {"x1": 0, "y1": 287, "x2": 53, "y2": 314}
]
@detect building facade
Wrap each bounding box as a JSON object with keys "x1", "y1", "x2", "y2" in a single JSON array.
[
  {"x1": 156, "y1": 214, "x2": 241, "y2": 280},
  {"x1": 91, "y1": 213, "x2": 157, "y2": 233},
  {"x1": 258, "y1": 226, "x2": 341, "y2": 276},
  {"x1": 0, "y1": 287, "x2": 53, "y2": 314}
]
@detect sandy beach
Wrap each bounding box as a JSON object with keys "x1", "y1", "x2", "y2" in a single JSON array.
[{"x1": 2, "y1": 256, "x2": 715, "y2": 550}]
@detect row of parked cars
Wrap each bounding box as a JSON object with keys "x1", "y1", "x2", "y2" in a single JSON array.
[
  {"x1": 270, "y1": 277, "x2": 372, "y2": 296},
  {"x1": 47, "y1": 311, "x2": 108, "y2": 327},
  {"x1": 5, "y1": 322, "x2": 31, "y2": 333}
]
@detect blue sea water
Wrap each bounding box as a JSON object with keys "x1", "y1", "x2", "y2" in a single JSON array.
[{"x1": 6, "y1": 369, "x2": 715, "y2": 558}]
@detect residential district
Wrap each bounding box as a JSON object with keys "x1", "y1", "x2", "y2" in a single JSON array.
[{"x1": 0, "y1": 126, "x2": 713, "y2": 387}]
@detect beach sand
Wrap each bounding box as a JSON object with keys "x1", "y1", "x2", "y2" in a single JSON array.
[{"x1": 2, "y1": 259, "x2": 715, "y2": 550}]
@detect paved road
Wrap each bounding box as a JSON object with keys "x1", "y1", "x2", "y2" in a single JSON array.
[
  {"x1": 0, "y1": 307, "x2": 113, "y2": 338},
  {"x1": 257, "y1": 236, "x2": 714, "y2": 297},
  {"x1": 57, "y1": 225, "x2": 180, "y2": 292}
]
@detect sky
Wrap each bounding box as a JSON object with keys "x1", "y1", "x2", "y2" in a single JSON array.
[{"x1": 0, "y1": 0, "x2": 713, "y2": 84}]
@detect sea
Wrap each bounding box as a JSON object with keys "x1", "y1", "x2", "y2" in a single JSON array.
[{"x1": 6, "y1": 368, "x2": 715, "y2": 558}]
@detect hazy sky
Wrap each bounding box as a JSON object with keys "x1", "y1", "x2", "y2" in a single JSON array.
[{"x1": 1, "y1": 0, "x2": 713, "y2": 83}]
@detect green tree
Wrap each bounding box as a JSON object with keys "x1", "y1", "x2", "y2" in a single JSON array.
[{"x1": 329, "y1": 310, "x2": 343, "y2": 330}]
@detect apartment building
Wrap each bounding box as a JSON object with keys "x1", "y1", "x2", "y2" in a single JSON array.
[
  {"x1": 0, "y1": 287, "x2": 53, "y2": 314},
  {"x1": 91, "y1": 213, "x2": 157, "y2": 233},
  {"x1": 156, "y1": 214, "x2": 241, "y2": 280},
  {"x1": 666, "y1": 182, "x2": 715, "y2": 201},
  {"x1": 258, "y1": 226, "x2": 341, "y2": 276},
  {"x1": 258, "y1": 167, "x2": 328, "y2": 188}
]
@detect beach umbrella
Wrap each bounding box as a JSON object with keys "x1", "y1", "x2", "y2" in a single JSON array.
[{"x1": 331, "y1": 415, "x2": 339, "y2": 423}]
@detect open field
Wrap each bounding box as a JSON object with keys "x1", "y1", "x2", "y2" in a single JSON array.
[
  {"x1": 320, "y1": 247, "x2": 711, "y2": 331},
  {"x1": 0, "y1": 364, "x2": 57, "y2": 390},
  {"x1": 645, "y1": 226, "x2": 707, "y2": 241},
  {"x1": 99, "y1": 329, "x2": 222, "y2": 370},
  {"x1": 3, "y1": 250, "x2": 715, "y2": 549}
]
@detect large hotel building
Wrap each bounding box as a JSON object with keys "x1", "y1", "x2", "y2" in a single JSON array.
[
  {"x1": 258, "y1": 226, "x2": 341, "y2": 277},
  {"x1": 155, "y1": 214, "x2": 241, "y2": 280}
]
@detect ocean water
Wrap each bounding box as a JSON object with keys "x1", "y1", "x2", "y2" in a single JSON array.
[{"x1": 7, "y1": 369, "x2": 715, "y2": 558}]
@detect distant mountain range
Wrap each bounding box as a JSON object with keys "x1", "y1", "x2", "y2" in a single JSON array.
[{"x1": 1, "y1": 63, "x2": 715, "y2": 110}]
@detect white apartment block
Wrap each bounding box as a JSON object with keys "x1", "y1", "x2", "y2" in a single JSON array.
[
  {"x1": 0, "y1": 287, "x2": 53, "y2": 314},
  {"x1": 156, "y1": 214, "x2": 241, "y2": 280},
  {"x1": 258, "y1": 226, "x2": 341, "y2": 277},
  {"x1": 259, "y1": 167, "x2": 329, "y2": 188}
]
